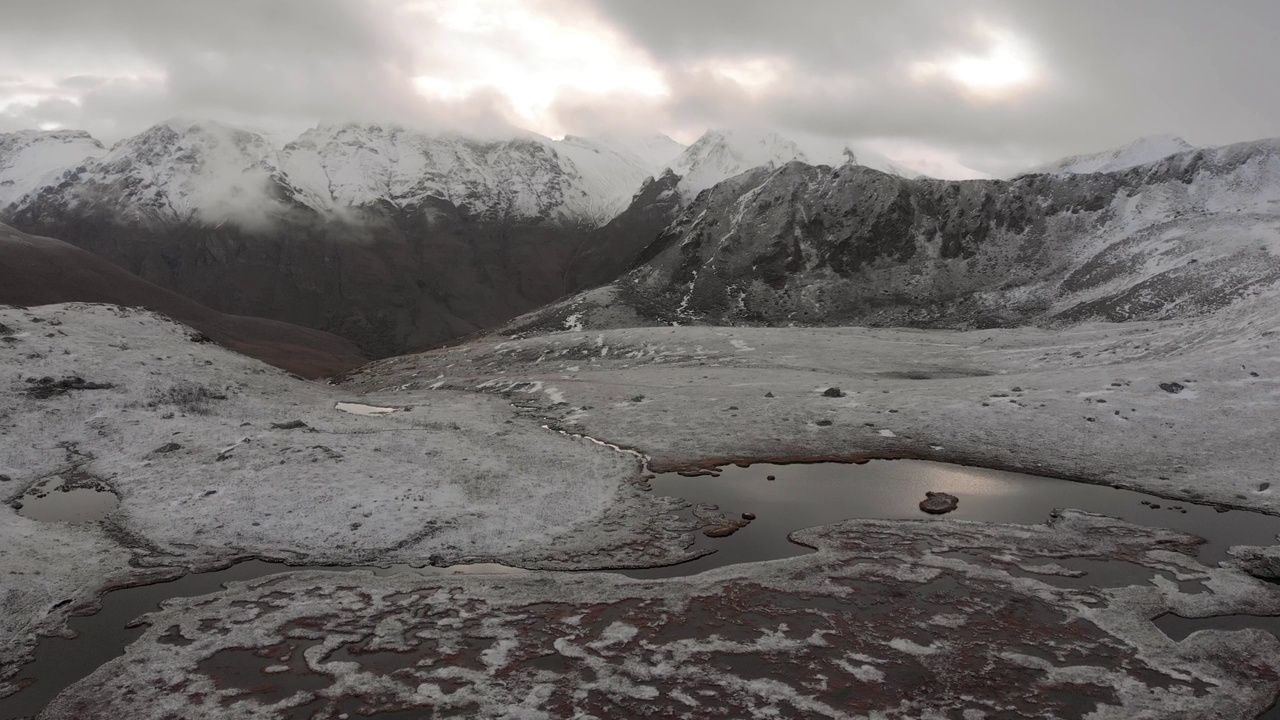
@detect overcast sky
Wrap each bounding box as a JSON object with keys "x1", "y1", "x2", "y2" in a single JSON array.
[{"x1": 2, "y1": 0, "x2": 1278, "y2": 177}]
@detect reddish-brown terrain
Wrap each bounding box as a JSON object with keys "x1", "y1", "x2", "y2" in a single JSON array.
[{"x1": 0, "y1": 223, "x2": 367, "y2": 378}]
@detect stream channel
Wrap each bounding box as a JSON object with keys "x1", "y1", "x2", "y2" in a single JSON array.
[{"x1": 3, "y1": 458, "x2": 1280, "y2": 719}]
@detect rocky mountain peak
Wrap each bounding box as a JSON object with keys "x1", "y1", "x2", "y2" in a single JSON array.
[{"x1": 671, "y1": 128, "x2": 809, "y2": 197}]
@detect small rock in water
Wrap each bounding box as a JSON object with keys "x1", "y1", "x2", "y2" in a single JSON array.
[
  {"x1": 1159, "y1": 382, "x2": 1186, "y2": 394},
  {"x1": 742, "y1": 512, "x2": 756, "y2": 520},
  {"x1": 919, "y1": 491, "x2": 959, "y2": 515},
  {"x1": 822, "y1": 387, "x2": 844, "y2": 398},
  {"x1": 766, "y1": 475, "x2": 776, "y2": 481}
]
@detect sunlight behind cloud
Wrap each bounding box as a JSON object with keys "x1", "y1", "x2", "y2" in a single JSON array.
[
  {"x1": 403, "y1": 0, "x2": 667, "y2": 136},
  {"x1": 911, "y1": 24, "x2": 1042, "y2": 102},
  {"x1": 691, "y1": 56, "x2": 787, "y2": 96}
]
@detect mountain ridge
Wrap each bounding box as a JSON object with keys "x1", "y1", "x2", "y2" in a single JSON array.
[
  {"x1": 502, "y1": 136, "x2": 1280, "y2": 335},
  {"x1": 1026, "y1": 134, "x2": 1197, "y2": 176}
]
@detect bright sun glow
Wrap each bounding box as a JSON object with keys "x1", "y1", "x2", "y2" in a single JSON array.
[
  {"x1": 911, "y1": 24, "x2": 1040, "y2": 100},
  {"x1": 403, "y1": 0, "x2": 667, "y2": 135}
]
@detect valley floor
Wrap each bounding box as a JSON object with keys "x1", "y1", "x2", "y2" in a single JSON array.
[{"x1": 3, "y1": 299, "x2": 1280, "y2": 718}]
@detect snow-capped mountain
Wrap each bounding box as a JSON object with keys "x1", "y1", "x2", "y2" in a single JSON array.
[
  {"x1": 0, "y1": 120, "x2": 683, "y2": 229},
  {"x1": 0, "y1": 130, "x2": 106, "y2": 208},
  {"x1": 671, "y1": 129, "x2": 809, "y2": 197},
  {"x1": 513, "y1": 137, "x2": 1280, "y2": 332},
  {"x1": 54, "y1": 119, "x2": 300, "y2": 229},
  {"x1": 1026, "y1": 135, "x2": 1196, "y2": 176}
]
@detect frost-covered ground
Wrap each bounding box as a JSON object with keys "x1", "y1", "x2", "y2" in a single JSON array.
[
  {"x1": 5, "y1": 295, "x2": 1280, "y2": 717},
  {"x1": 40, "y1": 512, "x2": 1280, "y2": 719},
  {"x1": 348, "y1": 289, "x2": 1280, "y2": 513},
  {"x1": 0, "y1": 304, "x2": 697, "y2": 693}
]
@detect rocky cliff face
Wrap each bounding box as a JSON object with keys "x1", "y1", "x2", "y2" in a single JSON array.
[{"x1": 518, "y1": 138, "x2": 1280, "y2": 332}]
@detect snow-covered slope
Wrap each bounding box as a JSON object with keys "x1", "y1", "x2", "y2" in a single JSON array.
[
  {"x1": 0, "y1": 130, "x2": 105, "y2": 209},
  {"x1": 282, "y1": 124, "x2": 574, "y2": 221},
  {"x1": 546, "y1": 135, "x2": 670, "y2": 223},
  {"x1": 594, "y1": 133, "x2": 686, "y2": 170},
  {"x1": 671, "y1": 129, "x2": 809, "y2": 197},
  {"x1": 282, "y1": 125, "x2": 681, "y2": 225},
  {"x1": 1027, "y1": 135, "x2": 1196, "y2": 176}
]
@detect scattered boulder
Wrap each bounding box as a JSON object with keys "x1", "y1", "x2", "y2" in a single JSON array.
[
  {"x1": 151, "y1": 443, "x2": 182, "y2": 455},
  {"x1": 815, "y1": 419, "x2": 833, "y2": 427},
  {"x1": 822, "y1": 387, "x2": 845, "y2": 398},
  {"x1": 1159, "y1": 382, "x2": 1186, "y2": 394},
  {"x1": 765, "y1": 391, "x2": 775, "y2": 398},
  {"x1": 703, "y1": 522, "x2": 746, "y2": 538},
  {"x1": 919, "y1": 491, "x2": 959, "y2": 515},
  {"x1": 1228, "y1": 544, "x2": 1280, "y2": 581},
  {"x1": 24, "y1": 375, "x2": 114, "y2": 399},
  {"x1": 630, "y1": 395, "x2": 645, "y2": 403},
  {"x1": 270, "y1": 420, "x2": 310, "y2": 430}
]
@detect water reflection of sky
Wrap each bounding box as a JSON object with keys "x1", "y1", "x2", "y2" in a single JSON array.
[{"x1": 632, "y1": 459, "x2": 1280, "y2": 579}]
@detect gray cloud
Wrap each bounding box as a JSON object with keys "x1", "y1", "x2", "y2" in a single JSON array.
[
  {"x1": 587, "y1": 0, "x2": 1280, "y2": 174},
  {"x1": 3, "y1": 0, "x2": 1279, "y2": 176},
  {"x1": 0, "y1": 0, "x2": 521, "y2": 141}
]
